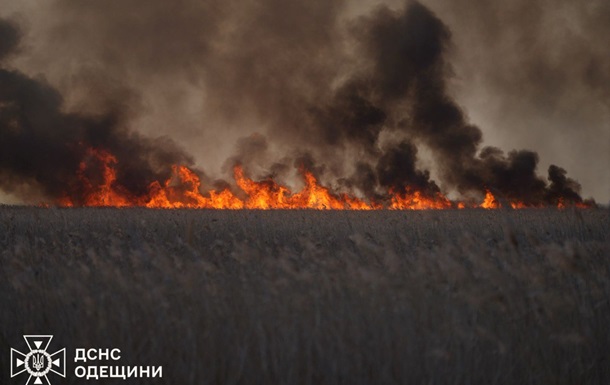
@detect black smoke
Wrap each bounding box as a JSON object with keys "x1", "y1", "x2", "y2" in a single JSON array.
[
  {"x1": 297, "y1": 1, "x2": 585, "y2": 205},
  {"x1": 0, "y1": 19, "x2": 192, "y2": 204},
  {"x1": 0, "y1": 0, "x2": 594, "y2": 206}
]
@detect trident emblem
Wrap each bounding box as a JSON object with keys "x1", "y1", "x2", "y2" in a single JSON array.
[
  {"x1": 32, "y1": 354, "x2": 45, "y2": 371},
  {"x1": 10, "y1": 335, "x2": 66, "y2": 385}
]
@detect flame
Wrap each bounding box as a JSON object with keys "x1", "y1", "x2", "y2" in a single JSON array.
[
  {"x1": 145, "y1": 165, "x2": 243, "y2": 209},
  {"x1": 390, "y1": 189, "x2": 452, "y2": 210},
  {"x1": 234, "y1": 165, "x2": 374, "y2": 209},
  {"x1": 75, "y1": 148, "x2": 135, "y2": 207},
  {"x1": 510, "y1": 201, "x2": 528, "y2": 209},
  {"x1": 480, "y1": 190, "x2": 500, "y2": 209},
  {"x1": 53, "y1": 147, "x2": 593, "y2": 209}
]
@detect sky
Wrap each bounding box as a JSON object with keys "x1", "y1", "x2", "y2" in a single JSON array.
[{"x1": 0, "y1": 0, "x2": 608, "y2": 204}]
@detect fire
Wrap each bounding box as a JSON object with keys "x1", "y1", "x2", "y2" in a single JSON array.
[
  {"x1": 510, "y1": 201, "x2": 528, "y2": 209},
  {"x1": 74, "y1": 148, "x2": 135, "y2": 207},
  {"x1": 234, "y1": 165, "x2": 375, "y2": 209},
  {"x1": 390, "y1": 189, "x2": 452, "y2": 210},
  {"x1": 53, "y1": 148, "x2": 593, "y2": 209},
  {"x1": 145, "y1": 166, "x2": 243, "y2": 209},
  {"x1": 60, "y1": 150, "x2": 243, "y2": 209},
  {"x1": 480, "y1": 190, "x2": 500, "y2": 209},
  {"x1": 479, "y1": 190, "x2": 547, "y2": 210}
]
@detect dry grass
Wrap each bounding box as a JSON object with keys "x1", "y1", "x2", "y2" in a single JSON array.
[{"x1": 0, "y1": 207, "x2": 609, "y2": 384}]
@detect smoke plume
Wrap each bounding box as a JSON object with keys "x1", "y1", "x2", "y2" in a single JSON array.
[
  {"x1": 0, "y1": 0, "x2": 599, "y2": 206},
  {"x1": 0, "y1": 19, "x2": 193, "y2": 203}
]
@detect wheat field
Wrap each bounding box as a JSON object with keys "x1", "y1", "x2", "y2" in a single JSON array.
[{"x1": 0, "y1": 207, "x2": 609, "y2": 384}]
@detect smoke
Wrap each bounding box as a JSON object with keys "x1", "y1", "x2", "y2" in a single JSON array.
[
  {"x1": 0, "y1": 0, "x2": 601, "y2": 205},
  {"x1": 0, "y1": 19, "x2": 193, "y2": 203},
  {"x1": 0, "y1": 19, "x2": 19, "y2": 62},
  {"x1": 376, "y1": 141, "x2": 440, "y2": 195},
  {"x1": 216, "y1": 1, "x2": 588, "y2": 205},
  {"x1": 423, "y1": 0, "x2": 610, "y2": 203},
  {"x1": 547, "y1": 165, "x2": 584, "y2": 205}
]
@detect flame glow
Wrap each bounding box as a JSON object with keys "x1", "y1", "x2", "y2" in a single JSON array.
[
  {"x1": 481, "y1": 190, "x2": 500, "y2": 209},
  {"x1": 53, "y1": 148, "x2": 591, "y2": 209}
]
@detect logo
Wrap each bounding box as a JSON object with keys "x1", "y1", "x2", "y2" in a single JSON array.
[{"x1": 11, "y1": 335, "x2": 66, "y2": 385}]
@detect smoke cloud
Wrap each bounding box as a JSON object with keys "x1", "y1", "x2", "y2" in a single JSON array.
[
  {"x1": 424, "y1": 0, "x2": 610, "y2": 202},
  {"x1": 0, "y1": 19, "x2": 193, "y2": 203},
  {"x1": 0, "y1": 0, "x2": 604, "y2": 205}
]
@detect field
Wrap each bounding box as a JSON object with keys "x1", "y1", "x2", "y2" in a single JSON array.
[{"x1": 1, "y1": 207, "x2": 609, "y2": 384}]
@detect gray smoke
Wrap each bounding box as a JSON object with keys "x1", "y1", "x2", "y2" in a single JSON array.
[
  {"x1": 0, "y1": 0, "x2": 603, "y2": 205},
  {"x1": 0, "y1": 20, "x2": 194, "y2": 204}
]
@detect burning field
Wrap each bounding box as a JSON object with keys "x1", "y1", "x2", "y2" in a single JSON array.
[
  {"x1": 0, "y1": 0, "x2": 609, "y2": 383},
  {"x1": 0, "y1": 2, "x2": 601, "y2": 209}
]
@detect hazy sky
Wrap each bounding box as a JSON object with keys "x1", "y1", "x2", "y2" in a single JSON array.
[{"x1": 0, "y1": 0, "x2": 608, "y2": 203}]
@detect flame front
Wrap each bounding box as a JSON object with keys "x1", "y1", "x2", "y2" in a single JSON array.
[
  {"x1": 54, "y1": 148, "x2": 591, "y2": 209},
  {"x1": 390, "y1": 189, "x2": 452, "y2": 210},
  {"x1": 481, "y1": 190, "x2": 500, "y2": 209},
  {"x1": 145, "y1": 165, "x2": 244, "y2": 209},
  {"x1": 234, "y1": 166, "x2": 377, "y2": 209}
]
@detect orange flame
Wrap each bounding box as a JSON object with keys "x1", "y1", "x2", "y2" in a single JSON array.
[
  {"x1": 145, "y1": 165, "x2": 243, "y2": 209},
  {"x1": 75, "y1": 148, "x2": 134, "y2": 207},
  {"x1": 53, "y1": 148, "x2": 593, "y2": 209},
  {"x1": 510, "y1": 201, "x2": 528, "y2": 209},
  {"x1": 390, "y1": 189, "x2": 452, "y2": 210},
  {"x1": 234, "y1": 165, "x2": 375, "y2": 209},
  {"x1": 480, "y1": 190, "x2": 500, "y2": 209}
]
